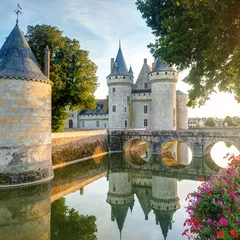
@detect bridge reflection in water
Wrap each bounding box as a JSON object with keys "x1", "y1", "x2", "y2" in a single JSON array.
[{"x1": 0, "y1": 148, "x2": 232, "y2": 240}]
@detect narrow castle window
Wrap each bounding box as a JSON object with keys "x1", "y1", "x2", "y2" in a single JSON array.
[
  {"x1": 69, "y1": 119, "x2": 73, "y2": 128},
  {"x1": 144, "y1": 119, "x2": 148, "y2": 127},
  {"x1": 165, "y1": 72, "x2": 167, "y2": 75},
  {"x1": 82, "y1": 121, "x2": 85, "y2": 128},
  {"x1": 127, "y1": 96, "x2": 130, "y2": 102},
  {"x1": 144, "y1": 83, "x2": 148, "y2": 89},
  {"x1": 112, "y1": 105, "x2": 116, "y2": 112},
  {"x1": 96, "y1": 121, "x2": 99, "y2": 127},
  {"x1": 123, "y1": 76, "x2": 125, "y2": 79},
  {"x1": 144, "y1": 105, "x2": 148, "y2": 114},
  {"x1": 125, "y1": 120, "x2": 127, "y2": 128},
  {"x1": 113, "y1": 87, "x2": 116, "y2": 93},
  {"x1": 125, "y1": 107, "x2": 127, "y2": 112}
]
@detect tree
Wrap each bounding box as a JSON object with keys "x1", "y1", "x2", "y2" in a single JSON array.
[
  {"x1": 136, "y1": 0, "x2": 240, "y2": 107},
  {"x1": 51, "y1": 197, "x2": 98, "y2": 240},
  {"x1": 26, "y1": 25, "x2": 98, "y2": 132},
  {"x1": 223, "y1": 116, "x2": 235, "y2": 126},
  {"x1": 205, "y1": 117, "x2": 216, "y2": 127}
]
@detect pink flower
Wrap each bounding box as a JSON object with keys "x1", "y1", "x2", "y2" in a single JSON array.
[
  {"x1": 228, "y1": 210, "x2": 233, "y2": 216},
  {"x1": 219, "y1": 217, "x2": 228, "y2": 226},
  {"x1": 229, "y1": 191, "x2": 235, "y2": 197},
  {"x1": 217, "y1": 200, "x2": 222, "y2": 205}
]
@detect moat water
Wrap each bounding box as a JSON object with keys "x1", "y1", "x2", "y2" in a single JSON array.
[{"x1": 0, "y1": 141, "x2": 239, "y2": 240}]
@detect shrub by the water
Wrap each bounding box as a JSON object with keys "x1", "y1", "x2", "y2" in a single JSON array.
[{"x1": 182, "y1": 155, "x2": 240, "y2": 239}]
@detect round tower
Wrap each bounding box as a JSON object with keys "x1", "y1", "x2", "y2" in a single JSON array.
[
  {"x1": 0, "y1": 184, "x2": 51, "y2": 240},
  {"x1": 106, "y1": 155, "x2": 134, "y2": 237},
  {"x1": 149, "y1": 57, "x2": 178, "y2": 130},
  {"x1": 107, "y1": 43, "x2": 133, "y2": 129},
  {"x1": 0, "y1": 23, "x2": 53, "y2": 187},
  {"x1": 176, "y1": 90, "x2": 188, "y2": 130},
  {"x1": 150, "y1": 176, "x2": 180, "y2": 240}
]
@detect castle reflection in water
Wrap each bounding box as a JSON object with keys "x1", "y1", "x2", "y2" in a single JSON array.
[{"x1": 0, "y1": 149, "x2": 220, "y2": 240}]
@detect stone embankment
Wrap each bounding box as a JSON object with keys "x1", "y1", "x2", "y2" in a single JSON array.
[{"x1": 52, "y1": 130, "x2": 109, "y2": 169}]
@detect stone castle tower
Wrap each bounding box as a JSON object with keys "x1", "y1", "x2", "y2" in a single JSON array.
[
  {"x1": 107, "y1": 43, "x2": 133, "y2": 129},
  {"x1": 0, "y1": 23, "x2": 53, "y2": 187},
  {"x1": 106, "y1": 155, "x2": 134, "y2": 237},
  {"x1": 107, "y1": 44, "x2": 188, "y2": 130}
]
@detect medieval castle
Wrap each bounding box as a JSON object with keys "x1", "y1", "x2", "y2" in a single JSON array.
[{"x1": 67, "y1": 43, "x2": 188, "y2": 130}]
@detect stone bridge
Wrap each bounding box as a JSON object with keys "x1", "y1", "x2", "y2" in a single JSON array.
[{"x1": 108, "y1": 129, "x2": 240, "y2": 157}]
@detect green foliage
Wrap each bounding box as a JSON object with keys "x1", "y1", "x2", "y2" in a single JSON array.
[
  {"x1": 136, "y1": 0, "x2": 240, "y2": 107},
  {"x1": 26, "y1": 25, "x2": 98, "y2": 132},
  {"x1": 205, "y1": 117, "x2": 216, "y2": 127},
  {"x1": 224, "y1": 116, "x2": 235, "y2": 127},
  {"x1": 51, "y1": 197, "x2": 98, "y2": 240}
]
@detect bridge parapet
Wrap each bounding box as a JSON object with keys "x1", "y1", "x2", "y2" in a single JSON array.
[{"x1": 108, "y1": 129, "x2": 240, "y2": 157}]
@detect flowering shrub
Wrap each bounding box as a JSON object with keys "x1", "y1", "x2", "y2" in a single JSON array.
[{"x1": 182, "y1": 155, "x2": 240, "y2": 239}]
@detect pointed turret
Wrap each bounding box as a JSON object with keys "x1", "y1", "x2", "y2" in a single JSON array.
[
  {"x1": 128, "y1": 64, "x2": 133, "y2": 76},
  {"x1": 107, "y1": 42, "x2": 133, "y2": 128},
  {"x1": 154, "y1": 210, "x2": 175, "y2": 240},
  {"x1": 0, "y1": 23, "x2": 53, "y2": 187},
  {"x1": 111, "y1": 204, "x2": 130, "y2": 237},
  {"x1": 0, "y1": 23, "x2": 49, "y2": 81},
  {"x1": 108, "y1": 43, "x2": 131, "y2": 76},
  {"x1": 152, "y1": 57, "x2": 176, "y2": 72}
]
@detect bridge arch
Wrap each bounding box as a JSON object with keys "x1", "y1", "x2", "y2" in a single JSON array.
[
  {"x1": 123, "y1": 138, "x2": 152, "y2": 165},
  {"x1": 203, "y1": 139, "x2": 240, "y2": 157}
]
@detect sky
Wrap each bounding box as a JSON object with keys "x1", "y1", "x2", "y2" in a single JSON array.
[{"x1": 0, "y1": 0, "x2": 240, "y2": 118}]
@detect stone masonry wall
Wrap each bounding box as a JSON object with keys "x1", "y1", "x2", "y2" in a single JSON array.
[
  {"x1": 52, "y1": 130, "x2": 108, "y2": 165},
  {"x1": 0, "y1": 79, "x2": 52, "y2": 185}
]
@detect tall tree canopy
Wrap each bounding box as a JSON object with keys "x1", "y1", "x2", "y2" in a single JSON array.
[
  {"x1": 26, "y1": 25, "x2": 98, "y2": 132},
  {"x1": 136, "y1": 0, "x2": 240, "y2": 107}
]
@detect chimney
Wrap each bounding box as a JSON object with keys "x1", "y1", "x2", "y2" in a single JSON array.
[
  {"x1": 111, "y1": 58, "x2": 114, "y2": 72},
  {"x1": 44, "y1": 45, "x2": 50, "y2": 78},
  {"x1": 144, "y1": 58, "x2": 147, "y2": 64}
]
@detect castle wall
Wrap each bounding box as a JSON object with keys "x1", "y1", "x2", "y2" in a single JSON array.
[
  {"x1": 0, "y1": 79, "x2": 53, "y2": 186},
  {"x1": 79, "y1": 114, "x2": 108, "y2": 129},
  {"x1": 176, "y1": 94, "x2": 188, "y2": 130},
  {"x1": 132, "y1": 99, "x2": 151, "y2": 129}
]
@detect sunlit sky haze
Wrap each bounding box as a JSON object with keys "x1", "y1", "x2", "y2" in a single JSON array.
[{"x1": 1, "y1": 0, "x2": 240, "y2": 118}]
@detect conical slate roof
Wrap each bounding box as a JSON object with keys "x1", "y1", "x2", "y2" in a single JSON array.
[
  {"x1": 109, "y1": 45, "x2": 131, "y2": 76},
  {"x1": 128, "y1": 65, "x2": 133, "y2": 75},
  {"x1": 176, "y1": 90, "x2": 187, "y2": 95},
  {"x1": 111, "y1": 204, "x2": 130, "y2": 237},
  {"x1": 155, "y1": 210, "x2": 175, "y2": 240},
  {"x1": 0, "y1": 23, "x2": 49, "y2": 81},
  {"x1": 152, "y1": 57, "x2": 176, "y2": 73}
]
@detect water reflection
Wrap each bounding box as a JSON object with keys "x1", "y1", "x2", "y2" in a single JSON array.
[
  {"x1": 0, "y1": 184, "x2": 51, "y2": 240},
  {"x1": 51, "y1": 198, "x2": 97, "y2": 240},
  {"x1": 0, "y1": 142, "x2": 237, "y2": 240},
  {"x1": 210, "y1": 141, "x2": 240, "y2": 168}
]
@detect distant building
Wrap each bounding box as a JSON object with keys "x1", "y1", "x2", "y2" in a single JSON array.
[{"x1": 66, "y1": 43, "x2": 188, "y2": 130}]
